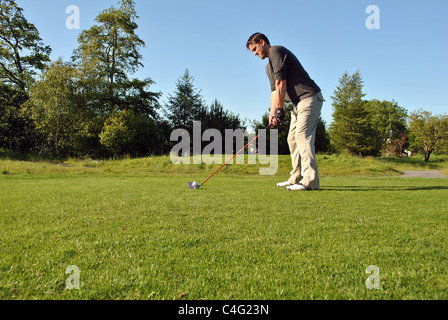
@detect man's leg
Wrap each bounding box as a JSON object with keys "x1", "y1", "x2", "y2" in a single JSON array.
[
  {"x1": 287, "y1": 107, "x2": 303, "y2": 185},
  {"x1": 286, "y1": 93, "x2": 324, "y2": 191},
  {"x1": 294, "y1": 92, "x2": 324, "y2": 190}
]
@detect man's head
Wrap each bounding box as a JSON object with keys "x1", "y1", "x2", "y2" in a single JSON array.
[{"x1": 246, "y1": 33, "x2": 271, "y2": 60}]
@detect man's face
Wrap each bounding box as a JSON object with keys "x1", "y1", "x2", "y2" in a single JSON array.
[{"x1": 249, "y1": 40, "x2": 270, "y2": 60}]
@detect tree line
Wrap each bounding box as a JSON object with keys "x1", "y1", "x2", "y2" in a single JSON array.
[
  {"x1": 1, "y1": 0, "x2": 447, "y2": 162},
  {"x1": 328, "y1": 71, "x2": 448, "y2": 162},
  {"x1": 0, "y1": 0, "x2": 244, "y2": 159}
]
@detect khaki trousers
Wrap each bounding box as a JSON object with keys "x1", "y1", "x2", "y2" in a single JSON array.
[{"x1": 287, "y1": 92, "x2": 324, "y2": 190}]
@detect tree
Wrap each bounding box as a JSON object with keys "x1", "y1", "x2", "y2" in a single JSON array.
[
  {"x1": 25, "y1": 60, "x2": 85, "y2": 156},
  {"x1": 0, "y1": 0, "x2": 51, "y2": 152},
  {"x1": 0, "y1": 83, "x2": 37, "y2": 152},
  {"x1": 203, "y1": 99, "x2": 245, "y2": 131},
  {"x1": 128, "y1": 114, "x2": 164, "y2": 156},
  {"x1": 315, "y1": 117, "x2": 330, "y2": 153},
  {"x1": 0, "y1": 0, "x2": 51, "y2": 92},
  {"x1": 118, "y1": 78, "x2": 161, "y2": 119},
  {"x1": 408, "y1": 110, "x2": 448, "y2": 162},
  {"x1": 99, "y1": 109, "x2": 137, "y2": 156},
  {"x1": 164, "y1": 69, "x2": 205, "y2": 133},
  {"x1": 69, "y1": 0, "x2": 161, "y2": 157},
  {"x1": 72, "y1": 0, "x2": 160, "y2": 117},
  {"x1": 437, "y1": 116, "x2": 448, "y2": 155},
  {"x1": 329, "y1": 71, "x2": 378, "y2": 155},
  {"x1": 200, "y1": 99, "x2": 246, "y2": 154},
  {"x1": 365, "y1": 99, "x2": 408, "y2": 155},
  {"x1": 99, "y1": 109, "x2": 165, "y2": 157}
]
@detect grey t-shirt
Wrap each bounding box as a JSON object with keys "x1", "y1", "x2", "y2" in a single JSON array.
[{"x1": 266, "y1": 45, "x2": 320, "y2": 105}]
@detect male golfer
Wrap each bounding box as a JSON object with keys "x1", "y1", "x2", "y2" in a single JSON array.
[{"x1": 246, "y1": 33, "x2": 324, "y2": 191}]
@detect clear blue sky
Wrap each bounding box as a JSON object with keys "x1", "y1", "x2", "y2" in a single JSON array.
[{"x1": 16, "y1": 0, "x2": 448, "y2": 128}]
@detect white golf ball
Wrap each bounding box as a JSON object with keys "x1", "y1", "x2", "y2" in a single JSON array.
[{"x1": 192, "y1": 182, "x2": 198, "y2": 187}]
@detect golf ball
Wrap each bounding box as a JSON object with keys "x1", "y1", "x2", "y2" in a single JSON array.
[{"x1": 192, "y1": 182, "x2": 198, "y2": 187}]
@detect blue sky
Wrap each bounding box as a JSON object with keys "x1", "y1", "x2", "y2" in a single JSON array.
[{"x1": 16, "y1": 0, "x2": 448, "y2": 128}]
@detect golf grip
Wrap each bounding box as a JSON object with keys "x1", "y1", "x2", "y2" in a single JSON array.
[{"x1": 200, "y1": 124, "x2": 270, "y2": 186}]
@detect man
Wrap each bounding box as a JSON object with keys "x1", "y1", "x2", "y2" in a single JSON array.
[{"x1": 246, "y1": 33, "x2": 324, "y2": 191}]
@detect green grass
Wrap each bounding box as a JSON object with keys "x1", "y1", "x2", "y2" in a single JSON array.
[{"x1": 1, "y1": 155, "x2": 447, "y2": 300}]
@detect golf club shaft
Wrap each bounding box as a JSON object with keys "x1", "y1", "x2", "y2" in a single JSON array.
[{"x1": 200, "y1": 124, "x2": 270, "y2": 186}]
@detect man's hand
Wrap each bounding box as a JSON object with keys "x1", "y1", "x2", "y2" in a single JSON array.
[
  {"x1": 270, "y1": 80, "x2": 287, "y2": 127},
  {"x1": 269, "y1": 109, "x2": 283, "y2": 127},
  {"x1": 269, "y1": 112, "x2": 278, "y2": 127},
  {"x1": 269, "y1": 108, "x2": 285, "y2": 127},
  {"x1": 275, "y1": 108, "x2": 285, "y2": 122}
]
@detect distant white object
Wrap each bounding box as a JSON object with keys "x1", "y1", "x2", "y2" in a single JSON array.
[{"x1": 404, "y1": 149, "x2": 413, "y2": 157}]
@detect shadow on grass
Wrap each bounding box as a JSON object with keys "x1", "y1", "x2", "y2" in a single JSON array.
[
  {"x1": 0, "y1": 150, "x2": 67, "y2": 163},
  {"x1": 321, "y1": 185, "x2": 448, "y2": 192},
  {"x1": 379, "y1": 156, "x2": 447, "y2": 169}
]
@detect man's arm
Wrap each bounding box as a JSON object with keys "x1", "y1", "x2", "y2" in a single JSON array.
[{"x1": 269, "y1": 79, "x2": 287, "y2": 127}]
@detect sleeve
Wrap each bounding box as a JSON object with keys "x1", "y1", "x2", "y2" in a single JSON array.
[
  {"x1": 269, "y1": 47, "x2": 288, "y2": 81},
  {"x1": 265, "y1": 63, "x2": 276, "y2": 92}
]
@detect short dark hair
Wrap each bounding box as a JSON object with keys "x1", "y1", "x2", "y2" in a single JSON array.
[{"x1": 246, "y1": 33, "x2": 270, "y2": 49}]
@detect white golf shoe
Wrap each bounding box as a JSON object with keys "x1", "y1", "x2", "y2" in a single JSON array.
[
  {"x1": 286, "y1": 184, "x2": 308, "y2": 191},
  {"x1": 276, "y1": 181, "x2": 292, "y2": 187}
]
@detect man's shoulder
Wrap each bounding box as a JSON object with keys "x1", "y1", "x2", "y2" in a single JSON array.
[{"x1": 269, "y1": 45, "x2": 289, "y2": 56}]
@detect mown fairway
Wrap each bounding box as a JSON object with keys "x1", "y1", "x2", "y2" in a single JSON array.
[{"x1": 1, "y1": 157, "x2": 447, "y2": 299}]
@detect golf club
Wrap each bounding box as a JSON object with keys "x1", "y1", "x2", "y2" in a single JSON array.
[{"x1": 187, "y1": 123, "x2": 271, "y2": 190}]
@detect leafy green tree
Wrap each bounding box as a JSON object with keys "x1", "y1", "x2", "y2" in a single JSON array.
[
  {"x1": 0, "y1": 0, "x2": 51, "y2": 91},
  {"x1": 72, "y1": 116, "x2": 107, "y2": 158},
  {"x1": 329, "y1": 71, "x2": 378, "y2": 155},
  {"x1": 437, "y1": 116, "x2": 448, "y2": 155},
  {"x1": 0, "y1": 0, "x2": 51, "y2": 152},
  {"x1": 72, "y1": 0, "x2": 160, "y2": 117},
  {"x1": 69, "y1": 0, "x2": 162, "y2": 157},
  {"x1": 408, "y1": 110, "x2": 448, "y2": 162},
  {"x1": 128, "y1": 114, "x2": 165, "y2": 156},
  {"x1": 118, "y1": 78, "x2": 161, "y2": 119},
  {"x1": 25, "y1": 60, "x2": 85, "y2": 156},
  {"x1": 99, "y1": 109, "x2": 137, "y2": 156},
  {"x1": 315, "y1": 117, "x2": 331, "y2": 153},
  {"x1": 0, "y1": 83, "x2": 37, "y2": 151},
  {"x1": 365, "y1": 99, "x2": 408, "y2": 154},
  {"x1": 99, "y1": 108, "x2": 165, "y2": 157},
  {"x1": 164, "y1": 69, "x2": 205, "y2": 132}
]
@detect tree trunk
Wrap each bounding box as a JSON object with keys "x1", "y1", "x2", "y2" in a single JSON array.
[{"x1": 424, "y1": 149, "x2": 432, "y2": 162}]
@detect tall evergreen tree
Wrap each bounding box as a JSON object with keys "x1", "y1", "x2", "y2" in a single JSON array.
[
  {"x1": 164, "y1": 69, "x2": 205, "y2": 133},
  {"x1": 329, "y1": 70, "x2": 377, "y2": 155},
  {"x1": 199, "y1": 99, "x2": 246, "y2": 154},
  {"x1": 203, "y1": 99, "x2": 245, "y2": 132},
  {"x1": 315, "y1": 117, "x2": 331, "y2": 153}
]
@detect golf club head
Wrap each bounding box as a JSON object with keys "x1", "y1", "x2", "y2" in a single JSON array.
[{"x1": 187, "y1": 182, "x2": 201, "y2": 190}]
